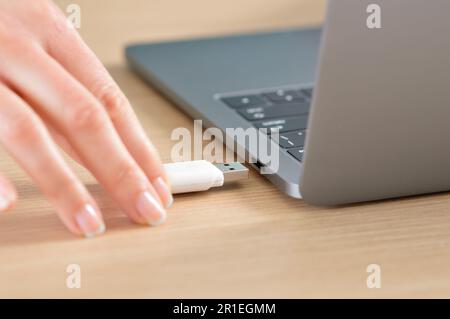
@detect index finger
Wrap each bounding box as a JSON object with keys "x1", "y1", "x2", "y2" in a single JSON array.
[{"x1": 45, "y1": 12, "x2": 173, "y2": 208}]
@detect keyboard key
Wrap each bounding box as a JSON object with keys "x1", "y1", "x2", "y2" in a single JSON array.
[
  {"x1": 277, "y1": 130, "x2": 306, "y2": 148},
  {"x1": 253, "y1": 115, "x2": 309, "y2": 133},
  {"x1": 288, "y1": 147, "x2": 305, "y2": 162},
  {"x1": 221, "y1": 95, "x2": 266, "y2": 108},
  {"x1": 264, "y1": 90, "x2": 307, "y2": 104},
  {"x1": 238, "y1": 102, "x2": 310, "y2": 121},
  {"x1": 238, "y1": 106, "x2": 267, "y2": 120}
]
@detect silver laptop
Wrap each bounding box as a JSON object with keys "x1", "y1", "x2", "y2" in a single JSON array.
[{"x1": 126, "y1": 0, "x2": 450, "y2": 205}]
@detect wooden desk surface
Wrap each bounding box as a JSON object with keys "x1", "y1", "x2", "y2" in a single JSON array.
[{"x1": 2, "y1": 0, "x2": 450, "y2": 298}]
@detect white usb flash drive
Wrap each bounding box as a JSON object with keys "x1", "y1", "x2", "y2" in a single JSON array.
[{"x1": 163, "y1": 160, "x2": 249, "y2": 194}]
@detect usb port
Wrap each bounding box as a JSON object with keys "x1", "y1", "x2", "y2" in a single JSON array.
[{"x1": 253, "y1": 161, "x2": 266, "y2": 169}]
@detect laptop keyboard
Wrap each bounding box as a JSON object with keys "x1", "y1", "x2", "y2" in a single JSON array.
[{"x1": 221, "y1": 87, "x2": 313, "y2": 162}]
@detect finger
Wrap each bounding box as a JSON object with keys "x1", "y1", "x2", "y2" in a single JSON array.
[
  {"x1": 0, "y1": 84, "x2": 104, "y2": 237},
  {"x1": 0, "y1": 41, "x2": 167, "y2": 227},
  {"x1": 14, "y1": 79, "x2": 86, "y2": 166},
  {"x1": 0, "y1": 173, "x2": 17, "y2": 213},
  {"x1": 46, "y1": 21, "x2": 173, "y2": 208}
]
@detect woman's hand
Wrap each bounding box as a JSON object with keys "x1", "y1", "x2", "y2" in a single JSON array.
[{"x1": 0, "y1": 0, "x2": 173, "y2": 237}]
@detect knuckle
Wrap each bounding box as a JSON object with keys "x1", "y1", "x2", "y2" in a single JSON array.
[
  {"x1": 25, "y1": 0, "x2": 70, "y2": 37},
  {"x1": 18, "y1": 37, "x2": 39, "y2": 53},
  {"x1": 2, "y1": 35, "x2": 40, "y2": 58},
  {"x1": 47, "y1": 6, "x2": 74, "y2": 36},
  {"x1": 46, "y1": 176, "x2": 79, "y2": 201},
  {"x1": 0, "y1": 0, "x2": 62, "y2": 46},
  {"x1": 69, "y1": 102, "x2": 107, "y2": 132},
  {"x1": 113, "y1": 161, "x2": 144, "y2": 187},
  {"x1": 4, "y1": 113, "x2": 41, "y2": 144},
  {"x1": 4, "y1": 34, "x2": 25, "y2": 49},
  {"x1": 94, "y1": 83, "x2": 131, "y2": 122}
]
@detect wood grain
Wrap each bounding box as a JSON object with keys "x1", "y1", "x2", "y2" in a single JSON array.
[{"x1": 1, "y1": 0, "x2": 450, "y2": 298}]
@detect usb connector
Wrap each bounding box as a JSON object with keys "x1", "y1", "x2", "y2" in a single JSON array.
[
  {"x1": 163, "y1": 160, "x2": 249, "y2": 194},
  {"x1": 213, "y1": 162, "x2": 249, "y2": 183}
]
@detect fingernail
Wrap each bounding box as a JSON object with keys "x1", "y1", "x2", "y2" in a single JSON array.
[
  {"x1": 153, "y1": 177, "x2": 174, "y2": 208},
  {"x1": 75, "y1": 204, "x2": 105, "y2": 239},
  {"x1": 0, "y1": 190, "x2": 13, "y2": 211},
  {"x1": 136, "y1": 191, "x2": 167, "y2": 226}
]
